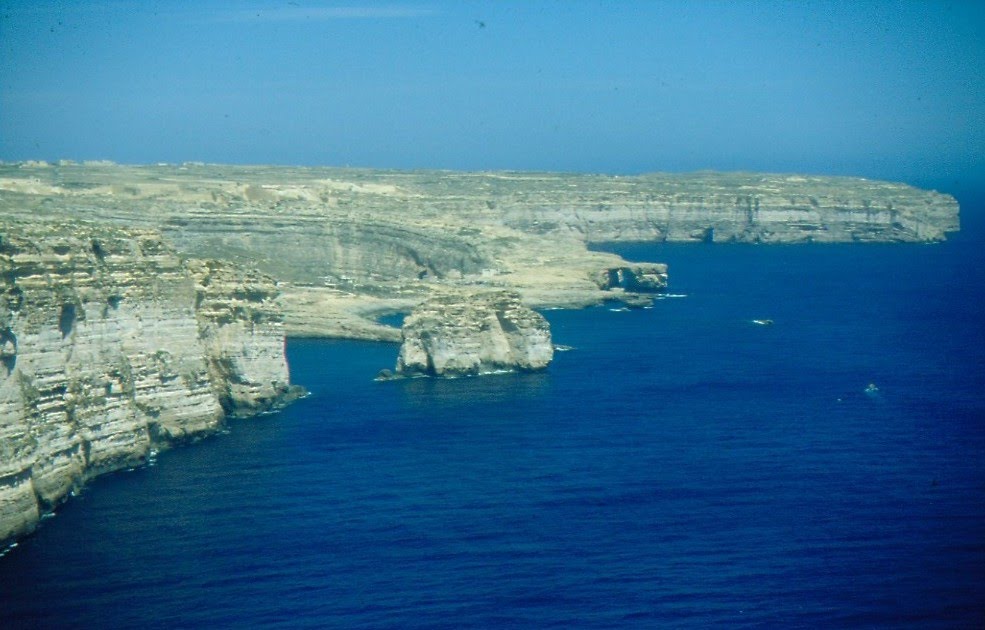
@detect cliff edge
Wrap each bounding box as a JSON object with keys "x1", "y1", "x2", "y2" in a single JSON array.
[
  {"x1": 0, "y1": 221, "x2": 301, "y2": 547},
  {"x1": 0, "y1": 163, "x2": 959, "y2": 340}
]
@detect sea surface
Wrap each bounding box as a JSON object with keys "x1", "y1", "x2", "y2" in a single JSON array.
[{"x1": 2, "y1": 223, "x2": 985, "y2": 628}]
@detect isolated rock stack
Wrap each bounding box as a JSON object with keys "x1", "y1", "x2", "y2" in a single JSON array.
[{"x1": 395, "y1": 290, "x2": 554, "y2": 377}]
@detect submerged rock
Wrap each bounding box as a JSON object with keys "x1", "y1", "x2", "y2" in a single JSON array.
[{"x1": 395, "y1": 290, "x2": 553, "y2": 377}]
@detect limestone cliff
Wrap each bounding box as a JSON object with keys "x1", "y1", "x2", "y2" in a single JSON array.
[
  {"x1": 0, "y1": 221, "x2": 299, "y2": 547},
  {"x1": 0, "y1": 163, "x2": 962, "y2": 545},
  {"x1": 188, "y1": 259, "x2": 304, "y2": 416},
  {"x1": 394, "y1": 291, "x2": 553, "y2": 377},
  {"x1": 595, "y1": 264, "x2": 669, "y2": 292},
  {"x1": 491, "y1": 172, "x2": 960, "y2": 244},
  {"x1": 0, "y1": 163, "x2": 959, "y2": 339}
]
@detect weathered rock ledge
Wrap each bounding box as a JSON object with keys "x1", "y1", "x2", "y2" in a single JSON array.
[
  {"x1": 0, "y1": 220, "x2": 302, "y2": 548},
  {"x1": 390, "y1": 291, "x2": 553, "y2": 378}
]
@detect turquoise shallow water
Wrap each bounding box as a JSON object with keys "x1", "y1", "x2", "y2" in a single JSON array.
[{"x1": 2, "y1": 223, "x2": 984, "y2": 628}]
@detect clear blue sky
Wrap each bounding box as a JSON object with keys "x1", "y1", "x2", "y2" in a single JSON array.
[{"x1": 1, "y1": 1, "x2": 983, "y2": 189}]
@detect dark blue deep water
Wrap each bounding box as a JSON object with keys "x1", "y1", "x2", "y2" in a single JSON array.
[{"x1": 3, "y1": 225, "x2": 985, "y2": 627}]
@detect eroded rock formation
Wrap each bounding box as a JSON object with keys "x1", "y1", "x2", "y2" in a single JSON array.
[
  {"x1": 492, "y1": 172, "x2": 960, "y2": 244},
  {"x1": 596, "y1": 264, "x2": 669, "y2": 292},
  {"x1": 0, "y1": 162, "x2": 963, "y2": 542},
  {"x1": 188, "y1": 259, "x2": 304, "y2": 416},
  {"x1": 394, "y1": 291, "x2": 553, "y2": 377},
  {"x1": 0, "y1": 221, "x2": 300, "y2": 547},
  {"x1": 0, "y1": 163, "x2": 959, "y2": 340}
]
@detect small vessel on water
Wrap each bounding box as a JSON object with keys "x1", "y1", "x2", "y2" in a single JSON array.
[
  {"x1": 752, "y1": 319, "x2": 774, "y2": 326},
  {"x1": 864, "y1": 383, "x2": 880, "y2": 397}
]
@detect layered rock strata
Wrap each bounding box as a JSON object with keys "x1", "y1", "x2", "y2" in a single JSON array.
[
  {"x1": 394, "y1": 291, "x2": 553, "y2": 377},
  {"x1": 491, "y1": 172, "x2": 960, "y2": 244},
  {"x1": 0, "y1": 163, "x2": 962, "y2": 544},
  {"x1": 188, "y1": 259, "x2": 304, "y2": 416},
  {"x1": 0, "y1": 165, "x2": 959, "y2": 254},
  {"x1": 0, "y1": 221, "x2": 298, "y2": 547},
  {"x1": 0, "y1": 163, "x2": 959, "y2": 339}
]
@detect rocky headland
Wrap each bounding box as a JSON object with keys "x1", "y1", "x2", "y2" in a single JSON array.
[
  {"x1": 0, "y1": 219, "x2": 302, "y2": 547},
  {"x1": 0, "y1": 161, "x2": 960, "y2": 547},
  {"x1": 0, "y1": 162, "x2": 958, "y2": 341}
]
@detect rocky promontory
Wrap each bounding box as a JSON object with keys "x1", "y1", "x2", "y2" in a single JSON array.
[
  {"x1": 393, "y1": 291, "x2": 553, "y2": 378},
  {"x1": 0, "y1": 220, "x2": 301, "y2": 547}
]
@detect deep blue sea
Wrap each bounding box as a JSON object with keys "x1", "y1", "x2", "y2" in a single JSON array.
[{"x1": 3, "y1": 218, "x2": 985, "y2": 628}]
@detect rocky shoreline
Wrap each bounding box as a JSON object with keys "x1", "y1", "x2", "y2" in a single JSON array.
[
  {"x1": 0, "y1": 162, "x2": 960, "y2": 549},
  {"x1": 0, "y1": 163, "x2": 959, "y2": 340},
  {"x1": 0, "y1": 220, "x2": 303, "y2": 547}
]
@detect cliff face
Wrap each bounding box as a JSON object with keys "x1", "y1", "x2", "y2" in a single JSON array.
[
  {"x1": 188, "y1": 259, "x2": 302, "y2": 416},
  {"x1": 0, "y1": 164, "x2": 962, "y2": 545},
  {"x1": 0, "y1": 163, "x2": 958, "y2": 279},
  {"x1": 496, "y1": 173, "x2": 960, "y2": 243},
  {"x1": 395, "y1": 291, "x2": 553, "y2": 377},
  {"x1": 0, "y1": 221, "x2": 298, "y2": 547},
  {"x1": 0, "y1": 163, "x2": 960, "y2": 340}
]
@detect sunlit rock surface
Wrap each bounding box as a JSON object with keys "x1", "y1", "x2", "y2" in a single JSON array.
[
  {"x1": 0, "y1": 220, "x2": 299, "y2": 546},
  {"x1": 395, "y1": 291, "x2": 553, "y2": 377},
  {"x1": 0, "y1": 162, "x2": 962, "y2": 546},
  {"x1": 188, "y1": 259, "x2": 304, "y2": 416},
  {"x1": 0, "y1": 163, "x2": 957, "y2": 339}
]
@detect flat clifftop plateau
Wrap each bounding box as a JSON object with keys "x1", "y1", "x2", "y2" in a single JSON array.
[
  {"x1": 0, "y1": 163, "x2": 959, "y2": 246},
  {"x1": 0, "y1": 220, "x2": 301, "y2": 548},
  {"x1": 391, "y1": 290, "x2": 553, "y2": 378},
  {"x1": 0, "y1": 162, "x2": 958, "y2": 339}
]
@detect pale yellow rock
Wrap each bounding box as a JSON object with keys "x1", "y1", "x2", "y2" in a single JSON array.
[
  {"x1": 0, "y1": 220, "x2": 299, "y2": 547},
  {"x1": 395, "y1": 290, "x2": 554, "y2": 377},
  {"x1": 1, "y1": 163, "x2": 956, "y2": 340}
]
